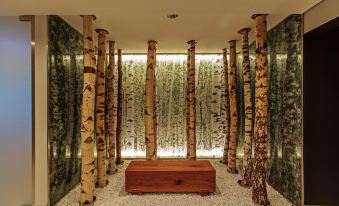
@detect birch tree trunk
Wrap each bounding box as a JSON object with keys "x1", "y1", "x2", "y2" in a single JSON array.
[
  {"x1": 107, "y1": 40, "x2": 117, "y2": 174},
  {"x1": 124, "y1": 55, "x2": 136, "y2": 151},
  {"x1": 153, "y1": 50, "x2": 157, "y2": 157},
  {"x1": 165, "y1": 64, "x2": 175, "y2": 149},
  {"x1": 211, "y1": 58, "x2": 221, "y2": 150},
  {"x1": 80, "y1": 15, "x2": 96, "y2": 206},
  {"x1": 221, "y1": 48, "x2": 231, "y2": 164},
  {"x1": 95, "y1": 29, "x2": 108, "y2": 188},
  {"x1": 178, "y1": 61, "x2": 185, "y2": 153},
  {"x1": 105, "y1": 52, "x2": 109, "y2": 161},
  {"x1": 216, "y1": 60, "x2": 224, "y2": 150},
  {"x1": 130, "y1": 66, "x2": 136, "y2": 151},
  {"x1": 227, "y1": 40, "x2": 239, "y2": 174},
  {"x1": 251, "y1": 14, "x2": 270, "y2": 205},
  {"x1": 196, "y1": 60, "x2": 203, "y2": 151},
  {"x1": 238, "y1": 28, "x2": 253, "y2": 187},
  {"x1": 145, "y1": 40, "x2": 157, "y2": 160},
  {"x1": 116, "y1": 49, "x2": 123, "y2": 164},
  {"x1": 186, "y1": 49, "x2": 190, "y2": 153},
  {"x1": 187, "y1": 40, "x2": 196, "y2": 160}
]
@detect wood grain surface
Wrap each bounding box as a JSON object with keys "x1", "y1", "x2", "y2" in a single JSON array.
[{"x1": 125, "y1": 160, "x2": 216, "y2": 195}]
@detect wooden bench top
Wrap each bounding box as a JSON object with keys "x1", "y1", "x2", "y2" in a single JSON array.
[{"x1": 126, "y1": 160, "x2": 215, "y2": 172}]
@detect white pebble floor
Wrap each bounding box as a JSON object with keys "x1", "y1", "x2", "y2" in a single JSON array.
[{"x1": 55, "y1": 160, "x2": 292, "y2": 206}]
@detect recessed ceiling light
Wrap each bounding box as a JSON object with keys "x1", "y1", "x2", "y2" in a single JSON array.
[{"x1": 167, "y1": 14, "x2": 179, "y2": 19}]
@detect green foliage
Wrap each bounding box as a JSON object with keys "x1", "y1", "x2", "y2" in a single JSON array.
[
  {"x1": 263, "y1": 14, "x2": 302, "y2": 206},
  {"x1": 48, "y1": 15, "x2": 83, "y2": 206}
]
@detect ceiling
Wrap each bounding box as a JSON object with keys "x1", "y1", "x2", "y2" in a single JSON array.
[{"x1": 1, "y1": 0, "x2": 321, "y2": 53}]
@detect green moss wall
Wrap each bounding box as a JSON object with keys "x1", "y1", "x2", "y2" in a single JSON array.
[{"x1": 48, "y1": 15, "x2": 83, "y2": 205}]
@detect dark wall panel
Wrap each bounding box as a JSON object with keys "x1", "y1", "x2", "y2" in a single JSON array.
[{"x1": 304, "y1": 17, "x2": 339, "y2": 205}]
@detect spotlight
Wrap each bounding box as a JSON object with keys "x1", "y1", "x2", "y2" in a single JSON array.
[{"x1": 167, "y1": 14, "x2": 179, "y2": 20}]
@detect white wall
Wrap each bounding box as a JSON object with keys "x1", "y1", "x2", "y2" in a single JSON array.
[
  {"x1": 304, "y1": 0, "x2": 339, "y2": 33},
  {"x1": 0, "y1": 16, "x2": 32, "y2": 206}
]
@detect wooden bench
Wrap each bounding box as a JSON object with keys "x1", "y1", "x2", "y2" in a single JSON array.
[{"x1": 125, "y1": 160, "x2": 216, "y2": 196}]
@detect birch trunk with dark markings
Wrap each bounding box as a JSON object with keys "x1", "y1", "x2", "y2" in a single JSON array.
[
  {"x1": 125, "y1": 56, "x2": 136, "y2": 151},
  {"x1": 116, "y1": 49, "x2": 123, "y2": 164},
  {"x1": 186, "y1": 48, "x2": 190, "y2": 151},
  {"x1": 153, "y1": 48, "x2": 157, "y2": 157},
  {"x1": 145, "y1": 40, "x2": 157, "y2": 160},
  {"x1": 165, "y1": 64, "x2": 175, "y2": 146},
  {"x1": 95, "y1": 28, "x2": 108, "y2": 188},
  {"x1": 107, "y1": 40, "x2": 117, "y2": 174},
  {"x1": 238, "y1": 28, "x2": 253, "y2": 187},
  {"x1": 187, "y1": 40, "x2": 196, "y2": 160},
  {"x1": 79, "y1": 15, "x2": 96, "y2": 206},
  {"x1": 221, "y1": 48, "x2": 230, "y2": 164},
  {"x1": 252, "y1": 14, "x2": 270, "y2": 205},
  {"x1": 227, "y1": 40, "x2": 238, "y2": 174}
]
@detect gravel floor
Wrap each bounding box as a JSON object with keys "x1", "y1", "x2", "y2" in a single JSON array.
[{"x1": 55, "y1": 160, "x2": 292, "y2": 206}]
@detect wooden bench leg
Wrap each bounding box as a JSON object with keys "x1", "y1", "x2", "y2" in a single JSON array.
[
  {"x1": 131, "y1": 192, "x2": 143, "y2": 195},
  {"x1": 199, "y1": 189, "x2": 210, "y2": 196},
  {"x1": 199, "y1": 192, "x2": 210, "y2": 196},
  {"x1": 129, "y1": 189, "x2": 143, "y2": 195}
]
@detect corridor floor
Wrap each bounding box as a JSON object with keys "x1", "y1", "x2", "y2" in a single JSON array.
[{"x1": 56, "y1": 160, "x2": 292, "y2": 206}]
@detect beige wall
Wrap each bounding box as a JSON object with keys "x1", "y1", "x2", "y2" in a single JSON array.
[
  {"x1": 33, "y1": 15, "x2": 49, "y2": 206},
  {"x1": 304, "y1": 0, "x2": 339, "y2": 33}
]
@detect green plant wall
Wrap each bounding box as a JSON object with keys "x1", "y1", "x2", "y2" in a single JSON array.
[
  {"x1": 48, "y1": 15, "x2": 83, "y2": 205},
  {"x1": 268, "y1": 14, "x2": 302, "y2": 206}
]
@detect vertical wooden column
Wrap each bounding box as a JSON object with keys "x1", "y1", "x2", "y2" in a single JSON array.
[
  {"x1": 186, "y1": 48, "x2": 190, "y2": 147},
  {"x1": 95, "y1": 28, "x2": 108, "y2": 188},
  {"x1": 238, "y1": 28, "x2": 253, "y2": 187},
  {"x1": 153, "y1": 45, "x2": 158, "y2": 156},
  {"x1": 116, "y1": 49, "x2": 123, "y2": 164},
  {"x1": 221, "y1": 48, "x2": 231, "y2": 164},
  {"x1": 107, "y1": 40, "x2": 117, "y2": 174},
  {"x1": 145, "y1": 40, "x2": 157, "y2": 160},
  {"x1": 80, "y1": 15, "x2": 96, "y2": 206},
  {"x1": 251, "y1": 14, "x2": 270, "y2": 205},
  {"x1": 227, "y1": 40, "x2": 239, "y2": 174},
  {"x1": 187, "y1": 40, "x2": 196, "y2": 160}
]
